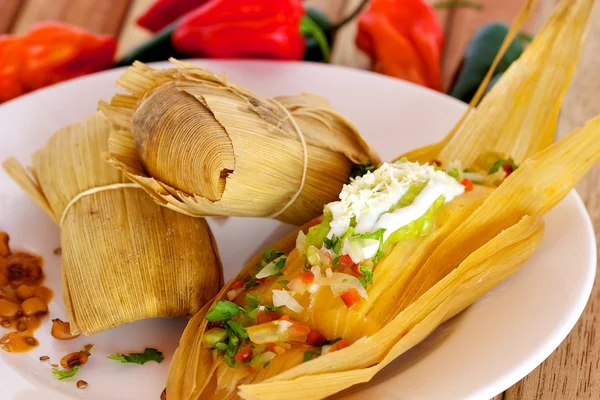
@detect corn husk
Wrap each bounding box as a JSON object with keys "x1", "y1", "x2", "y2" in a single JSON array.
[
  {"x1": 400, "y1": 0, "x2": 593, "y2": 165},
  {"x1": 2, "y1": 114, "x2": 223, "y2": 335},
  {"x1": 100, "y1": 61, "x2": 380, "y2": 226},
  {"x1": 166, "y1": 0, "x2": 599, "y2": 398}
]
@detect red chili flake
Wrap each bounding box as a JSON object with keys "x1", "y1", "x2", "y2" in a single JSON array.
[{"x1": 231, "y1": 279, "x2": 245, "y2": 289}]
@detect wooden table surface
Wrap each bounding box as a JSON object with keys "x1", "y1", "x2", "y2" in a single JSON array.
[{"x1": 1, "y1": 0, "x2": 599, "y2": 399}]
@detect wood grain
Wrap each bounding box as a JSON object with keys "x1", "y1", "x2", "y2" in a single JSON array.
[
  {"x1": 10, "y1": 0, "x2": 132, "y2": 35},
  {"x1": 0, "y1": 0, "x2": 23, "y2": 33},
  {"x1": 504, "y1": 4, "x2": 600, "y2": 399},
  {"x1": 116, "y1": 0, "x2": 154, "y2": 58}
]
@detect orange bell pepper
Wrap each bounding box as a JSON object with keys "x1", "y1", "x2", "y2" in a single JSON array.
[
  {"x1": 356, "y1": 0, "x2": 444, "y2": 91},
  {"x1": 0, "y1": 22, "x2": 116, "y2": 103}
]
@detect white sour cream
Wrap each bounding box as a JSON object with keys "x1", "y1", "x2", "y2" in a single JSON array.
[{"x1": 324, "y1": 161, "x2": 465, "y2": 263}]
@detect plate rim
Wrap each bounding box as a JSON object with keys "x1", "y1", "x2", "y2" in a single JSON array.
[{"x1": 0, "y1": 59, "x2": 596, "y2": 400}]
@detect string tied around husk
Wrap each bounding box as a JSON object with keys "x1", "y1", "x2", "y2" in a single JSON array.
[{"x1": 58, "y1": 183, "x2": 141, "y2": 226}]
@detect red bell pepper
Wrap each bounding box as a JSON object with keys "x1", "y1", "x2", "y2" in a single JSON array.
[
  {"x1": 172, "y1": 0, "x2": 305, "y2": 60},
  {"x1": 0, "y1": 22, "x2": 116, "y2": 103},
  {"x1": 356, "y1": 0, "x2": 444, "y2": 91},
  {"x1": 137, "y1": 0, "x2": 209, "y2": 33}
]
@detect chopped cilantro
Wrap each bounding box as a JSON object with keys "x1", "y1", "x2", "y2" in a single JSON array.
[
  {"x1": 277, "y1": 280, "x2": 289, "y2": 287},
  {"x1": 264, "y1": 361, "x2": 271, "y2": 368},
  {"x1": 245, "y1": 276, "x2": 261, "y2": 289},
  {"x1": 359, "y1": 265, "x2": 374, "y2": 285},
  {"x1": 243, "y1": 294, "x2": 262, "y2": 319},
  {"x1": 205, "y1": 300, "x2": 243, "y2": 322},
  {"x1": 264, "y1": 305, "x2": 283, "y2": 312},
  {"x1": 349, "y1": 162, "x2": 377, "y2": 180},
  {"x1": 303, "y1": 348, "x2": 322, "y2": 362},
  {"x1": 52, "y1": 365, "x2": 80, "y2": 380},
  {"x1": 489, "y1": 159, "x2": 519, "y2": 174},
  {"x1": 107, "y1": 348, "x2": 164, "y2": 365},
  {"x1": 323, "y1": 235, "x2": 340, "y2": 251},
  {"x1": 225, "y1": 321, "x2": 248, "y2": 340}
]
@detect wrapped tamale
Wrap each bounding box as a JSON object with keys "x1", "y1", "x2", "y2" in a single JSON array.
[
  {"x1": 165, "y1": 0, "x2": 598, "y2": 399},
  {"x1": 2, "y1": 114, "x2": 223, "y2": 336},
  {"x1": 100, "y1": 61, "x2": 380, "y2": 226}
]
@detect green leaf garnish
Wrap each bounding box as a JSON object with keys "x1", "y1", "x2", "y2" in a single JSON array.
[
  {"x1": 225, "y1": 320, "x2": 249, "y2": 340},
  {"x1": 107, "y1": 348, "x2": 164, "y2": 365},
  {"x1": 359, "y1": 265, "x2": 374, "y2": 285},
  {"x1": 277, "y1": 280, "x2": 289, "y2": 287},
  {"x1": 52, "y1": 365, "x2": 80, "y2": 380},
  {"x1": 205, "y1": 300, "x2": 243, "y2": 322},
  {"x1": 243, "y1": 294, "x2": 262, "y2": 319},
  {"x1": 489, "y1": 159, "x2": 518, "y2": 174},
  {"x1": 349, "y1": 162, "x2": 377, "y2": 180},
  {"x1": 303, "y1": 348, "x2": 322, "y2": 362}
]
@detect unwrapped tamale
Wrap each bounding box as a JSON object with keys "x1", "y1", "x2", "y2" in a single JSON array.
[
  {"x1": 3, "y1": 113, "x2": 223, "y2": 335},
  {"x1": 100, "y1": 61, "x2": 380, "y2": 225}
]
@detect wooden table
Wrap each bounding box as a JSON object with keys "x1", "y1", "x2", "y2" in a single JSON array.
[{"x1": 1, "y1": 0, "x2": 599, "y2": 398}]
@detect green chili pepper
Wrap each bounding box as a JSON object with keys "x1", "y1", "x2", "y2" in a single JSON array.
[
  {"x1": 114, "y1": 22, "x2": 186, "y2": 68},
  {"x1": 449, "y1": 22, "x2": 525, "y2": 103}
]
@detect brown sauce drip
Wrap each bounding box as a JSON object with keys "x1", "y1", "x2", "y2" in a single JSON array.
[{"x1": 0, "y1": 232, "x2": 52, "y2": 353}]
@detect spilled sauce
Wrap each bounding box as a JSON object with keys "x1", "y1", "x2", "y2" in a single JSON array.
[{"x1": 0, "y1": 231, "x2": 52, "y2": 352}]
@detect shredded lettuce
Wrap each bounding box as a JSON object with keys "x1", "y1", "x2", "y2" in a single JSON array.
[
  {"x1": 384, "y1": 195, "x2": 445, "y2": 246},
  {"x1": 389, "y1": 180, "x2": 429, "y2": 212},
  {"x1": 305, "y1": 209, "x2": 333, "y2": 250}
]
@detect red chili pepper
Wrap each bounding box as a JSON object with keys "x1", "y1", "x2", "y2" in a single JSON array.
[
  {"x1": 460, "y1": 178, "x2": 474, "y2": 191},
  {"x1": 137, "y1": 0, "x2": 209, "y2": 33},
  {"x1": 0, "y1": 22, "x2": 116, "y2": 103},
  {"x1": 306, "y1": 329, "x2": 326, "y2": 347},
  {"x1": 502, "y1": 163, "x2": 514, "y2": 176},
  {"x1": 231, "y1": 279, "x2": 245, "y2": 289},
  {"x1": 234, "y1": 348, "x2": 253, "y2": 363},
  {"x1": 356, "y1": 0, "x2": 443, "y2": 90},
  {"x1": 172, "y1": 0, "x2": 305, "y2": 60},
  {"x1": 331, "y1": 339, "x2": 349, "y2": 351},
  {"x1": 300, "y1": 270, "x2": 315, "y2": 284},
  {"x1": 340, "y1": 288, "x2": 361, "y2": 307}
]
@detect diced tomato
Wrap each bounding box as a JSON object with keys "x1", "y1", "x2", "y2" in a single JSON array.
[
  {"x1": 257, "y1": 309, "x2": 282, "y2": 324},
  {"x1": 338, "y1": 254, "x2": 354, "y2": 269},
  {"x1": 460, "y1": 178, "x2": 473, "y2": 191},
  {"x1": 247, "y1": 365, "x2": 256, "y2": 373},
  {"x1": 231, "y1": 279, "x2": 244, "y2": 289},
  {"x1": 300, "y1": 270, "x2": 315, "y2": 283},
  {"x1": 234, "y1": 348, "x2": 253, "y2": 363},
  {"x1": 351, "y1": 263, "x2": 360, "y2": 275},
  {"x1": 256, "y1": 277, "x2": 267, "y2": 284},
  {"x1": 341, "y1": 288, "x2": 360, "y2": 307},
  {"x1": 209, "y1": 321, "x2": 222, "y2": 328},
  {"x1": 331, "y1": 339, "x2": 349, "y2": 351},
  {"x1": 502, "y1": 163, "x2": 514, "y2": 176},
  {"x1": 431, "y1": 159, "x2": 442, "y2": 167},
  {"x1": 280, "y1": 314, "x2": 290, "y2": 321},
  {"x1": 306, "y1": 329, "x2": 326, "y2": 347}
]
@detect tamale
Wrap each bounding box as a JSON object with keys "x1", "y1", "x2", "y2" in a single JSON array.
[
  {"x1": 165, "y1": 0, "x2": 599, "y2": 399},
  {"x1": 100, "y1": 61, "x2": 379, "y2": 226},
  {"x1": 2, "y1": 113, "x2": 223, "y2": 336}
]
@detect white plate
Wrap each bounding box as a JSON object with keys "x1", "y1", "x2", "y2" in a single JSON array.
[{"x1": 0, "y1": 60, "x2": 595, "y2": 400}]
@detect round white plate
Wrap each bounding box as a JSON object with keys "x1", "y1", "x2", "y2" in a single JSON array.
[{"x1": 0, "y1": 60, "x2": 595, "y2": 400}]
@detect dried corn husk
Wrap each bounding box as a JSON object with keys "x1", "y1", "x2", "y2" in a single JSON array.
[
  {"x1": 100, "y1": 61, "x2": 380, "y2": 226},
  {"x1": 2, "y1": 114, "x2": 223, "y2": 335},
  {"x1": 400, "y1": 0, "x2": 593, "y2": 165},
  {"x1": 166, "y1": 0, "x2": 599, "y2": 398}
]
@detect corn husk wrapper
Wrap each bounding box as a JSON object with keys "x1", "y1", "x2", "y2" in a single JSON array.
[
  {"x1": 100, "y1": 61, "x2": 380, "y2": 226},
  {"x1": 166, "y1": 0, "x2": 600, "y2": 398},
  {"x1": 2, "y1": 114, "x2": 223, "y2": 335},
  {"x1": 401, "y1": 0, "x2": 594, "y2": 166}
]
